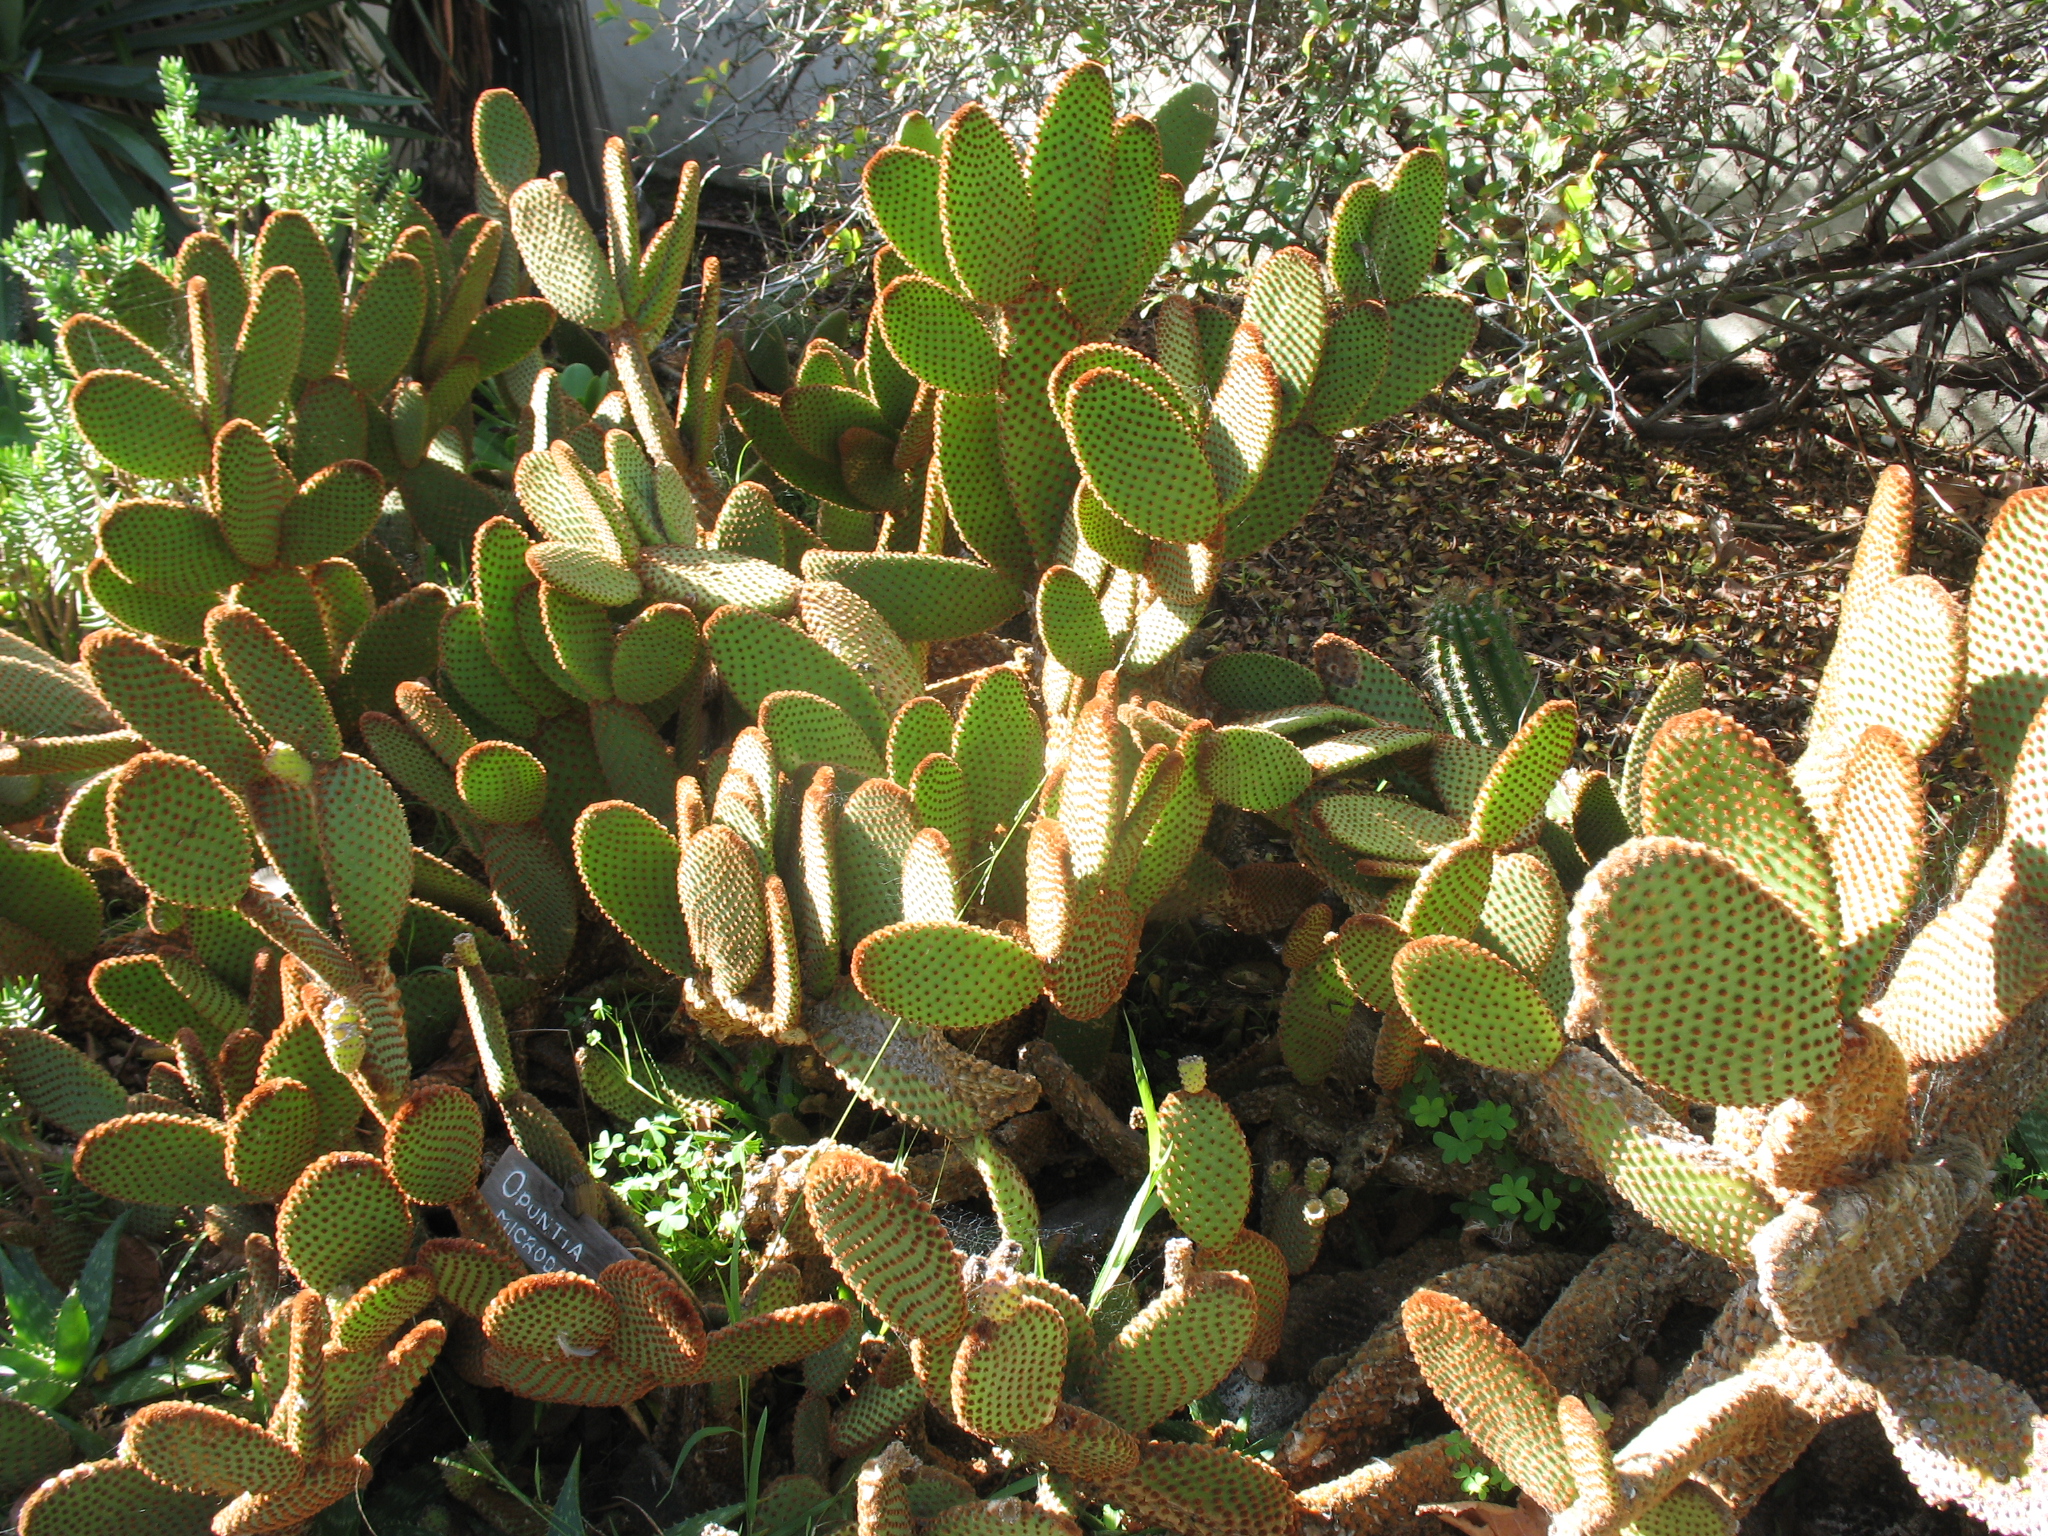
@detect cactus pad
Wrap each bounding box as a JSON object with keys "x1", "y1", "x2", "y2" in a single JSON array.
[
  {"x1": 121, "y1": 1402, "x2": 301, "y2": 1496},
  {"x1": 1469, "y1": 699, "x2": 1576, "y2": 849},
  {"x1": 483, "y1": 1271, "x2": 620, "y2": 1355},
  {"x1": 1098, "y1": 1440, "x2": 1301, "y2": 1536},
  {"x1": 276, "y1": 1152, "x2": 414, "y2": 1294},
  {"x1": 951, "y1": 1294, "x2": 1067, "y2": 1439},
  {"x1": 1393, "y1": 935, "x2": 1563, "y2": 1073},
  {"x1": 1573, "y1": 837, "x2": 1841, "y2": 1107},
  {"x1": 806, "y1": 1145, "x2": 968, "y2": 1346},
  {"x1": 383, "y1": 1083, "x2": 483, "y2": 1204},
  {"x1": 75, "y1": 1112, "x2": 236, "y2": 1206},
  {"x1": 109, "y1": 753, "x2": 253, "y2": 909},
  {"x1": 1156, "y1": 1073, "x2": 1253, "y2": 1248},
  {"x1": 1963, "y1": 487, "x2": 2048, "y2": 785},
  {"x1": 851, "y1": 920, "x2": 1044, "y2": 1029},
  {"x1": 1089, "y1": 1271, "x2": 1257, "y2": 1432},
  {"x1": 1197, "y1": 726, "x2": 1312, "y2": 813},
  {"x1": 1401, "y1": 1288, "x2": 1574, "y2": 1511},
  {"x1": 0, "y1": 1028, "x2": 126, "y2": 1135},
  {"x1": 680, "y1": 824, "x2": 768, "y2": 994},
  {"x1": 225, "y1": 1077, "x2": 321, "y2": 1200}
]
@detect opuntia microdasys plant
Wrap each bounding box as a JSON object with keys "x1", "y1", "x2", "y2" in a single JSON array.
[{"x1": 6, "y1": 38, "x2": 2040, "y2": 1536}]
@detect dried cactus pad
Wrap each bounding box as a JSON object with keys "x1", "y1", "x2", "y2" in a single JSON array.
[
  {"x1": 121, "y1": 1402, "x2": 301, "y2": 1496},
  {"x1": 1155, "y1": 1078, "x2": 1254, "y2": 1248},
  {"x1": 276, "y1": 1152, "x2": 415, "y2": 1295},
  {"x1": 109, "y1": 752, "x2": 254, "y2": 909},
  {"x1": 1573, "y1": 837, "x2": 1842, "y2": 1107},
  {"x1": 1393, "y1": 935, "x2": 1563, "y2": 1073},
  {"x1": 806, "y1": 1146, "x2": 969, "y2": 1347},
  {"x1": 1098, "y1": 1439, "x2": 1301, "y2": 1536},
  {"x1": 850, "y1": 920, "x2": 1045, "y2": 1030},
  {"x1": 383, "y1": 1083, "x2": 484, "y2": 1205}
]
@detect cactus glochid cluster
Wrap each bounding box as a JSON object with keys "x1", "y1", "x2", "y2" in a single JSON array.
[{"x1": 0, "y1": 45, "x2": 2044, "y2": 1536}]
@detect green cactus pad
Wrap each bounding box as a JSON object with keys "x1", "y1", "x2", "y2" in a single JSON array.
[
  {"x1": 69, "y1": 370, "x2": 211, "y2": 480},
  {"x1": 0, "y1": 835, "x2": 100, "y2": 958},
  {"x1": 1325, "y1": 913, "x2": 1403, "y2": 1011},
  {"x1": 1307, "y1": 301, "x2": 1393, "y2": 432},
  {"x1": 797, "y1": 581, "x2": 922, "y2": 712},
  {"x1": 225, "y1": 1077, "x2": 321, "y2": 1199},
  {"x1": 456, "y1": 741, "x2": 549, "y2": 825},
  {"x1": 1090, "y1": 1271, "x2": 1258, "y2": 1433},
  {"x1": 1569, "y1": 770, "x2": 1631, "y2": 866},
  {"x1": 809, "y1": 978, "x2": 1039, "y2": 1137},
  {"x1": 122, "y1": 1402, "x2": 302, "y2": 1497},
  {"x1": 383, "y1": 1083, "x2": 483, "y2": 1204},
  {"x1": 1044, "y1": 886, "x2": 1140, "y2": 1019},
  {"x1": 0, "y1": 1026, "x2": 126, "y2": 1134},
  {"x1": 1029, "y1": 63, "x2": 1114, "y2": 289},
  {"x1": 481, "y1": 1347, "x2": 649, "y2": 1406},
  {"x1": 877, "y1": 276, "x2": 1001, "y2": 395},
  {"x1": 98, "y1": 498, "x2": 248, "y2": 595},
  {"x1": 1221, "y1": 427, "x2": 1337, "y2": 560},
  {"x1": 705, "y1": 605, "x2": 891, "y2": 748},
  {"x1": 85, "y1": 558, "x2": 211, "y2": 647},
  {"x1": 680, "y1": 823, "x2": 768, "y2": 993},
  {"x1": 484, "y1": 1270, "x2": 620, "y2": 1356},
  {"x1": 1574, "y1": 837, "x2": 1841, "y2": 1106},
  {"x1": 1474, "y1": 849, "x2": 1566, "y2": 978},
  {"x1": 1641, "y1": 709, "x2": 1839, "y2": 947},
  {"x1": 695, "y1": 1301, "x2": 852, "y2": 1382},
  {"x1": 573, "y1": 803, "x2": 691, "y2": 975},
  {"x1": 1277, "y1": 948, "x2": 1360, "y2": 1085},
  {"x1": 1300, "y1": 726, "x2": 1436, "y2": 779},
  {"x1": 852, "y1": 920, "x2": 1043, "y2": 1029},
  {"x1": 601, "y1": 1259, "x2": 708, "y2": 1382},
  {"x1": 1540, "y1": 1046, "x2": 1780, "y2": 1264},
  {"x1": 864, "y1": 147, "x2": 956, "y2": 286},
  {"x1": 951, "y1": 1295, "x2": 1067, "y2": 1440},
  {"x1": 313, "y1": 752, "x2": 413, "y2": 964},
  {"x1": 1012, "y1": 1402, "x2": 1141, "y2": 1483},
  {"x1": 1064, "y1": 367, "x2": 1217, "y2": 545},
  {"x1": 1242, "y1": 246, "x2": 1328, "y2": 423},
  {"x1": 1204, "y1": 342, "x2": 1282, "y2": 510},
  {"x1": 898, "y1": 826, "x2": 960, "y2": 922},
  {"x1": 18, "y1": 1458, "x2": 220, "y2": 1536},
  {"x1": 1064, "y1": 114, "x2": 1174, "y2": 332},
  {"x1": 109, "y1": 753, "x2": 253, "y2": 909},
  {"x1": 1469, "y1": 700, "x2": 1577, "y2": 849},
  {"x1": 331, "y1": 1264, "x2": 437, "y2": 1351},
  {"x1": 206, "y1": 607, "x2": 342, "y2": 763},
  {"x1": 639, "y1": 545, "x2": 802, "y2": 617},
  {"x1": 276, "y1": 1151, "x2": 414, "y2": 1294},
  {"x1": 1966, "y1": 487, "x2": 2048, "y2": 784},
  {"x1": 760, "y1": 690, "x2": 886, "y2": 778},
  {"x1": 1098, "y1": 1442, "x2": 1297, "y2": 1536},
  {"x1": 1309, "y1": 633, "x2": 1442, "y2": 731},
  {"x1": 419, "y1": 1237, "x2": 522, "y2": 1317},
  {"x1": 83, "y1": 630, "x2": 263, "y2": 787},
  {"x1": 883, "y1": 698, "x2": 950, "y2": 787},
  {"x1": 507, "y1": 178, "x2": 622, "y2": 331},
  {"x1": 60, "y1": 314, "x2": 185, "y2": 391},
  {"x1": 1195, "y1": 725, "x2": 1313, "y2": 813},
  {"x1": 935, "y1": 391, "x2": 1031, "y2": 568},
  {"x1": 938, "y1": 104, "x2": 1035, "y2": 304},
  {"x1": 0, "y1": 1399, "x2": 72, "y2": 1494},
  {"x1": 1620, "y1": 661, "x2": 1707, "y2": 830},
  {"x1": 801, "y1": 551, "x2": 1027, "y2": 642},
  {"x1": 74, "y1": 1112, "x2": 236, "y2": 1206},
  {"x1": 1392, "y1": 935, "x2": 1562, "y2": 1073},
  {"x1": 1403, "y1": 839, "x2": 1494, "y2": 939},
  {"x1": 1369, "y1": 149, "x2": 1449, "y2": 303},
  {"x1": 610, "y1": 603, "x2": 701, "y2": 705},
  {"x1": 341, "y1": 249, "x2": 428, "y2": 400},
  {"x1": 1402, "y1": 1288, "x2": 1574, "y2": 1512},
  {"x1": 527, "y1": 541, "x2": 642, "y2": 608},
  {"x1": 1202, "y1": 652, "x2": 1322, "y2": 712},
  {"x1": 1035, "y1": 566, "x2": 1117, "y2": 680},
  {"x1": 1315, "y1": 791, "x2": 1463, "y2": 862},
  {"x1": 808, "y1": 1144, "x2": 969, "y2": 1344},
  {"x1": 1352, "y1": 296, "x2": 1478, "y2": 426},
  {"x1": 1156, "y1": 1077, "x2": 1253, "y2": 1247}
]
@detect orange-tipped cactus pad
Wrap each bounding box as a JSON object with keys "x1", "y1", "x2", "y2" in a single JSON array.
[
  {"x1": 850, "y1": 919, "x2": 1045, "y2": 1030},
  {"x1": 1571, "y1": 837, "x2": 1841, "y2": 1107},
  {"x1": 483, "y1": 1271, "x2": 621, "y2": 1356},
  {"x1": 276, "y1": 1152, "x2": 415, "y2": 1295},
  {"x1": 1392, "y1": 935, "x2": 1563, "y2": 1074},
  {"x1": 1155, "y1": 1071, "x2": 1254, "y2": 1249},
  {"x1": 950, "y1": 1294, "x2": 1067, "y2": 1440},
  {"x1": 382, "y1": 1083, "x2": 484, "y2": 1205},
  {"x1": 805, "y1": 1146, "x2": 968, "y2": 1347},
  {"x1": 120, "y1": 1402, "x2": 303, "y2": 1496}
]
